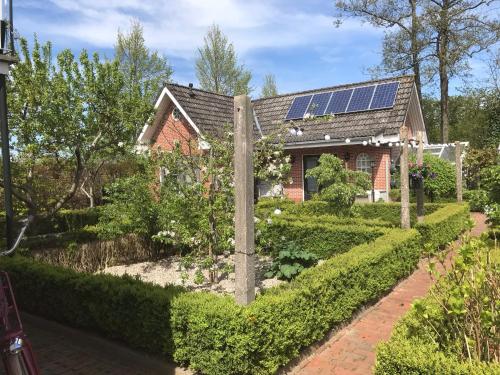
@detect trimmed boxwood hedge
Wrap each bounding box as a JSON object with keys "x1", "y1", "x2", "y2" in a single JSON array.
[
  {"x1": 257, "y1": 217, "x2": 386, "y2": 258},
  {"x1": 172, "y1": 228, "x2": 422, "y2": 374},
  {"x1": 414, "y1": 203, "x2": 470, "y2": 250},
  {"x1": 0, "y1": 256, "x2": 184, "y2": 357},
  {"x1": 375, "y1": 296, "x2": 499, "y2": 374}
]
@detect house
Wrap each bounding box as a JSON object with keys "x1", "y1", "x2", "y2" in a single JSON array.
[{"x1": 137, "y1": 75, "x2": 427, "y2": 202}]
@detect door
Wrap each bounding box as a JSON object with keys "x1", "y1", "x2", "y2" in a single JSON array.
[{"x1": 303, "y1": 155, "x2": 320, "y2": 200}]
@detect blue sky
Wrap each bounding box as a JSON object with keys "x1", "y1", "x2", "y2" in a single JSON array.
[{"x1": 15, "y1": 0, "x2": 495, "y2": 97}]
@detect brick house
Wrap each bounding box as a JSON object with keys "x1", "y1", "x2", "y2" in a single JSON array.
[{"x1": 137, "y1": 75, "x2": 426, "y2": 202}]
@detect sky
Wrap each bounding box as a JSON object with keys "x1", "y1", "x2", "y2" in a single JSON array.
[{"x1": 14, "y1": 0, "x2": 496, "y2": 97}]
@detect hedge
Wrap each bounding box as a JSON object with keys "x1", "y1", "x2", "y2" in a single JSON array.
[
  {"x1": 172, "y1": 228, "x2": 422, "y2": 374},
  {"x1": 355, "y1": 202, "x2": 444, "y2": 226},
  {"x1": 257, "y1": 217, "x2": 386, "y2": 258},
  {"x1": 281, "y1": 213, "x2": 393, "y2": 228},
  {"x1": 256, "y1": 199, "x2": 444, "y2": 227},
  {"x1": 0, "y1": 256, "x2": 184, "y2": 357},
  {"x1": 375, "y1": 296, "x2": 499, "y2": 374},
  {"x1": 414, "y1": 203, "x2": 470, "y2": 250},
  {"x1": 19, "y1": 229, "x2": 99, "y2": 250}
]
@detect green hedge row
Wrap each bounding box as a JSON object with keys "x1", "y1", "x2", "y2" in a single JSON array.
[
  {"x1": 257, "y1": 217, "x2": 386, "y2": 258},
  {"x1": 256, "y1": 199, "x2": 444, "y2": 227},
  {"x1": 355, "y1": 202, "x2": 444, "y2": 226},
  {"x1": 172, "y1": 228, "x2": 422, "y2": 374},
  {"x1": 414, "y1": 203, "x2": 470, "y2": 250},
  {"x1": 19, "y1": 229, "x2": 99, "y2": 250},
  {"x1": 375, "y1": 296, "x2": 498, "y2": 374},
  {"x1": 0, "y1": 256, "x2": 183, "y2": 357},
  {"x1": 281, "y1": 213, "x2": 394, "y2": 228}
]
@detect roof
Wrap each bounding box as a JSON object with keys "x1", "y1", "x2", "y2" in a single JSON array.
[
  {"x1": 253, "y1": 75, "x2": 415, "y2": 144},
  {"x1": 141, "y1": 75, "x2": 422, "y2": 147}
]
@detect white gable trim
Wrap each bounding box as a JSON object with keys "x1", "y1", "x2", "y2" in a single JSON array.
[{"x1": 137, "y1": 86, "x2": 204, "y2": 146}]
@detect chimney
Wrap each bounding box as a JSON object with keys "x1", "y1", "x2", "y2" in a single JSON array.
[{"x1": 188, "y1": 83, "x2": 195, "y2": 97}]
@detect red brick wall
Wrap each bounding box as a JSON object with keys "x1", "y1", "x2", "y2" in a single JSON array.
[
  {"x1": 284, "y1": 145, "x2": 392, "y2": 202},
  {"x1": 152, "y1": 103, "x2": 199, "y2": 154}
]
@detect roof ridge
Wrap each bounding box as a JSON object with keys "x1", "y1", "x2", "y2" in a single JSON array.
[
  {"x1": 252, "y1": 74, "x2": 414, "y2": 102},
  {"x1": 166, "y1": 82, "x2": 234, "y2": 99}
]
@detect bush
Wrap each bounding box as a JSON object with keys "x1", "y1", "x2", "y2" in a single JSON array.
[
  {"x1": 0, "y1": 256, "x2": 184, "y2": 357},
  {"x1": 481, "y1": 165, "x2": 500, "y2": 203},
  {"x1": 464, "y1": 189, "x2": 490, "y2": 212},
  {"x1": 257, "y1": 217, "x2": 385, "y2": 258},
  {"x1": 419, "y1": 154, "x2": 456, "y2": 200},
  {"x1": 264, "y1": 242, "x2": 318, "y2": 280},
  {"x1": 172, "y1": 228, "x2": 422, "y2": 374},
  {"x1": 415, "y1": 203, "x2": 470, "y2": 250}
]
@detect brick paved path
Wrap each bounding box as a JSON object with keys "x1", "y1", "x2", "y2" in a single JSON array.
[
  {"x1": 0, "y1": 313, "x2": 190, "y2": 375},
  {"x1": 289, "y1": 213, "x2": 487, "y2": 375}
]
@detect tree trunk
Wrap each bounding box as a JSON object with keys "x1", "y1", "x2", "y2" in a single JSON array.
[
  {"x1": 437, "y1": 2, "x2": 450, "y2": 143},
  {"x1": 400, "y1": 126, "x2": 411, "y2": 229},
  {"x1": 410, "y1": 0, "x2": 423, "y2": 102}
]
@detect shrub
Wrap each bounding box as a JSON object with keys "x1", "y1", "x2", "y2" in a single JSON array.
[
  {"x1": 264, "y1": 242, "x2": 318, "y2": 280},
  {"x1": 355, "y1": 202, "x2": 443, "y2": 226},
  {"x1": 172, "y1": 228, "x2": 422, "y2": 375},
  {"x1": 464, "y1": 189, "x2": 490, "y2": 212},
  {"x1": 0, "y1": 256, "x2": 184, "y2": 357},
  {"x1": 481, "y1": 165, "x2": 500, "y2": 203},
  {"x1": 419, "y1": 154, "x2": 456, "y2": 200},
  {"x1": 415, "y1": 203, "x2": 470, "y2": 250},
  {"x1": 305, "y1": 154, "x2": 371, "y2": 215}
]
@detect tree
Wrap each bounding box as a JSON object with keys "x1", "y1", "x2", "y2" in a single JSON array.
[
  {"x1": 306, "y1": 154, "x2": 371, "y2": 215},
  {"x1": 195, "y1": 24, "x2": 252, "y2": 96},
  {"x1": 423, "y1": 0, "x2": 500, "y2": 143},
  {"x1": 260, "y1": 74, "x2": 278, "y2": 98},
  {"x1": 115, "y1": 19, "x2": 173, "y2": 137},
  {"x1": 4, "y1": 37, "x2": 148, "y2": 221},
  {"x1": 335, "y1": 0, "x2": 427, "y2": 101}
]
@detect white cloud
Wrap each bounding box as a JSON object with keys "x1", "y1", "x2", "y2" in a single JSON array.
[{"x1": 22, "y1": 0, "x2": 380, "y2": 59}]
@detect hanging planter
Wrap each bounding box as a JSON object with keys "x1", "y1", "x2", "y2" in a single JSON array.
[{"x1": 408, "y1": 162, "x2": 435, "y2": 181}]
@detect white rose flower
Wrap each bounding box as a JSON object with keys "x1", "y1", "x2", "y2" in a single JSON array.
[
  {"x1": 274, "y1": 209, "x2": 282, "y2": 215},
  {"x1": 267, "y1": 218, "x2": 273, "y2": 224},
  {"x1": 118, "y1": 141, "x2": 124, "y2": 147}
]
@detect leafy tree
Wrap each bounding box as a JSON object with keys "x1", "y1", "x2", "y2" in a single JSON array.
[
  {"x1": 305, "y1": 154, "x2": 371, "y2": 215},
  {"x1": 335, "y1": 0, "x2": 427, "y2": 101},
  {"x1": 115, "y1": 19, "x2": 173, "y2": 137},
  {"x1": 423, "y1": 0, "x2": 500, "y2": 143},
  {"x1": 195, "y1": 24, "x2": 252, "y2": 96},
  {"x1": 463, "y1": 148, "x2": 498, "y2": 189},
  {"x1": 4, "y1": 37, "x2": 147, "y2": 221},
  {"x1": 260, "y1": 74, "x2": 278, "y2": 98}
]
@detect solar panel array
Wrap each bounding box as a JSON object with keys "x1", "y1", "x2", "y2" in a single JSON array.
[{"x1": 285, "y1": 81, "x2": 399, "y2": 120}]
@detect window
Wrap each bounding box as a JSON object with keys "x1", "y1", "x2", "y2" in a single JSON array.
[
  {"x1": 172, "y1": 108, "x2": 182, "y2": 121},
  {"x1": 356, "y1": 153, "x2": 371, "y2": 173},
  {"x1": 303, "y1": 155, "x2": 320, "y2": 200}
]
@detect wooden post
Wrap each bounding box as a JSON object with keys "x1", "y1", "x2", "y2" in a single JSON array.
[
  {"x1": 234, "y1": 95, "x2": 255, "y2": 305},
  {"x1": 455, "y1": 141, "x2": 462, "y2": 203},
  {"x1": 400, "y1": 126, "x2": 411, "y2": 229},
  {"x1": 416, "y1": 131, "x2": 425, "y2": 222}
]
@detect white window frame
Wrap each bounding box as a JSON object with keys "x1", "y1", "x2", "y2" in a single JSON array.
[{"x1": 356, "y1": 153, "x2": 371, "y2": 173}]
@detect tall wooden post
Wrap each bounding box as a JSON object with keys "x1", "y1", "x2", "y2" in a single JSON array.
[
  {"x1": 234, "y1": 95, "x2": 255, "y2": 305},
  {"x1": 416, "y1": 131, "x2": 425, "y2": 222},
  {"x1": 400, "y1": 126, "x2": 411, "y2": 229},
  {"x1": 455, "y1": 141, "x2": 462, "y2": 203}
]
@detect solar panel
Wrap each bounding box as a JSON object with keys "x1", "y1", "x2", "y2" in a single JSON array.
[
  {"x1": 370, "y1": 82, "x2": 399, "y2": 110},
  {"x1": 346, "y1": 85, "x2": 376, "y2": 112},
  {"x1": 325, "y1": 89, "x2": 353, "y2": 114},
  {"x1": 306, "y1": 92, "x2": 332, "y2": 116},
  {"x1": 285, "y1": 95, "x2": 313, "y2": 120}
]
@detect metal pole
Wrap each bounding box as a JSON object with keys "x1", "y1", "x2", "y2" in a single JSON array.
[{"x1": 0, "y1": 73, "x2": 13, "y2": 248}]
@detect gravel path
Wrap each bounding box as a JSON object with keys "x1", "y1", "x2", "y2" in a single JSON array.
[{"x1": 101, "y1": 254, "x2": 284, "y2": 295}]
